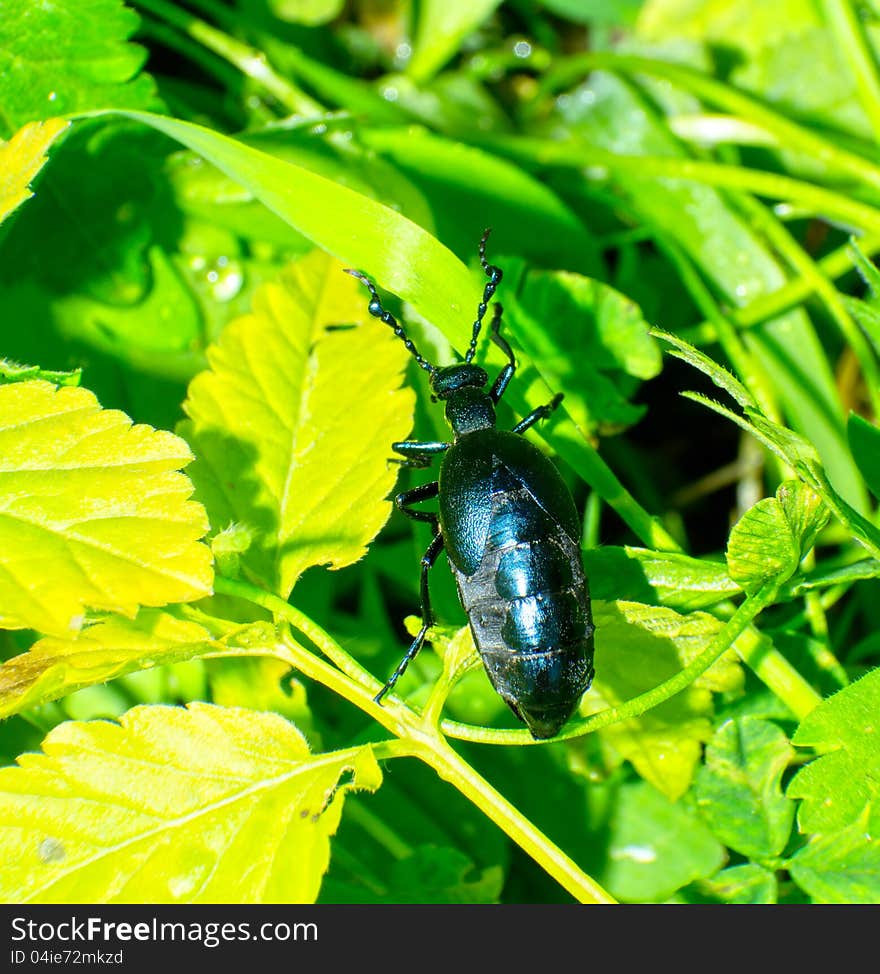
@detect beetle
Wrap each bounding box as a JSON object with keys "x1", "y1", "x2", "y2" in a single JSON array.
[{"x1": 345, "y1": 229, "x2": 594, "y2": 739}]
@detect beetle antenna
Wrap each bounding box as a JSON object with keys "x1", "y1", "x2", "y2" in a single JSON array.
[
  {"x1": 464, "y1": 227, "x2": 503, "y2": 364},
  {"x1": 344, "y1": 269, "x2": 435, "y2": 374}
]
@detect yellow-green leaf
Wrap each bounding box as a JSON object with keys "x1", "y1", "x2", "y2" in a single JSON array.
[
  {"x1": 0, "y1": 702, "x2": 382, "y2": 903},
  {"x1": 0, "y1": 381, "x2": 212, "y2": 636},
  {"x1": 181, "y1": 249, "x2": 415, "y2": 597},
  {"x1": 584, "y1": 600, "x2": 744, "y2": 800},
  {"x1": 0, "y1": 611, "x2": 266, "y2": 720},
  {"x1": 0, "y1": 118, "x2": 69, "y2": 224}
]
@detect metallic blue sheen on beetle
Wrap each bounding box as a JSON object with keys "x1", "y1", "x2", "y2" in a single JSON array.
[{"x1": 345, "y1": 230, "x2": 594, "y2": 739}]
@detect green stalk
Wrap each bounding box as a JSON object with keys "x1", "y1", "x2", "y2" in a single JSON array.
[
  {"x1": 214, "y1": 576, "x2": 614, "y2": 903},
  {"x1": 537, "y1": 52, "x2": 880, "y2": 190},
  {"x1": 820, "y1": 0, "x2": 880, "y2": 143},
  {"x1": 477, "y1": 136, "x2": 880, "y2": 234},
  {"x1": 406, "y1": 735, "x2": 616, "y2": 903},
  {"x1": 682, "y1": 233, "x2": 880, "y2": 343},
  {"x1": 732, "y1": 193, "x2": 880, "y2": 418},
  {"x1": 132, "y1": 0, "x2": 324, "y2": 116},
  {"x1": 731, "y1": 628, "x2": 823, "y2": 720}
]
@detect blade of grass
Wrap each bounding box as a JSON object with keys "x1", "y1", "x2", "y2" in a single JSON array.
[
  {"x1": 536, "y1": 52, "x2": 880, "y2": 191},
  {"x1": 820, "y1": 0, "x2": 880, "y2": 143}
]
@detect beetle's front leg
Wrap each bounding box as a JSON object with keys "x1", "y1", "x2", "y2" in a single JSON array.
[
  {"x1": 390, "y1": 439, "x2": 450, "y2": 469},
  {"x1": 488, "y1": 304, "x2": 516, "y2": 403},
  {"x1": 375, "y1": 531, "x2": 445, "y2": 703},
  {"x1": 512, "y1": 393, "x2": 564, "y2": 435}
]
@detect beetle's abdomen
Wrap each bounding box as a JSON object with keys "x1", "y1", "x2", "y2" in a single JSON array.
[{"x1": 450, "y1": 465, "x2": 594, "y2": 739}]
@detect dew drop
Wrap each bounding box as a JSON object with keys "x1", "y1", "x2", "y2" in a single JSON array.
[{"x1": 39, "y1": 838, "x2": 65, "y2": 863}]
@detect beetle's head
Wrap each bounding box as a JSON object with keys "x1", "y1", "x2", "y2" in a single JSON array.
[
  {"x1": 430, "y1": 364, "x2": 488, "y2": 400},
  {"x1": 431, "y1": 365, "x2": 495, "y2": 436}
]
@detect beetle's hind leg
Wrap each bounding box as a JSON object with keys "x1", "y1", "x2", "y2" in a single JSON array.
[
  {"x1": 395, "y1": 480, "x2": 440, "y2": 529},
  {"x1": 375, "y1": 531, "x2": 445, "y2": 703},
  {"x1": 511, "y1": 393, "x2": 564, "y2": 435}
]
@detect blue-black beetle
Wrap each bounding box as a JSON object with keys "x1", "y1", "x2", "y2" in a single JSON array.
[{"x1": 346, "y1": 230, "x2": 594, "y2": 739}]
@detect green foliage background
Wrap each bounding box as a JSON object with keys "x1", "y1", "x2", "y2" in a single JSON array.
[{"x1": 1, "y1": 0, "x2": 880, "y2": 904}]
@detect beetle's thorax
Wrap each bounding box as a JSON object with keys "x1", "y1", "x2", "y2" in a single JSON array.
[{"x1": 445, "y1": 386, "x2": 496, "y2": 438}]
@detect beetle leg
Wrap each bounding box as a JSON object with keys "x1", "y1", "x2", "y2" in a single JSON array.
[
  {"x1": 488, "y1": 304, "x2": 516, "y2": 403},
  {"x1": 511, "y1": 393, "x2": 564, "y2": 435},
  {"x1": 395, "y1": 481, "x2": 440, "y2": 529},
  {"x1": 375, "y1": 532, "x2": 445, "y2": 703},
  {"x1": 391, "y1": 440, "x2": 449, "y2": 468}
]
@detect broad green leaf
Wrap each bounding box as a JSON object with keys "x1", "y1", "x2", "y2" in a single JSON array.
[
  {"x1": 585, "y1": 600, "x2": 743, "y2": 800},
  {"x1": 384, "y1": 846, "x2": 503, "y2": 904},
  {"x1": 0, "y1": 0, "x2": 158, "y2": 138},
  {"x1": 776, "y1": 478, "x2": 829, "y2": 557},
  {"x1": 0, "y1": 612, "x2": 272, "y2": 720},
  {"x1": 0, "y1": 703, "x2": 382, "y2": 903},
  {"x1": 0, "y1": 359, "x2": 80, "y2": 387},
  {"x1": 583, "y1": 546, "x2": 740, "y2": 611},
  {"x1": 87, "y1": 110, "x2": 479, "y2": 351},
  {"x1": 0, "y1": 119, "x2": 69, "y2": 224},
  {"x1": 726, "y1": 481, "x2": 828, "y2": 594},
  {"x1": 788, "y1": 668, "x2": 880, "y2": 834},
  {"x1": 407, "y1": 0, "x2": 504, "y2": 82},
  {"x1": 696, "y1": 863, "x2": 778, "y2": 904},
  {"x1": 601, "y1": 780, "x2": 726, "y2": 902},
  {"x1": 359, "y1": 127, "x2": 601, "y2": 274},
  {"x1": 787, "y1": 807, "x2": 880, "y2": 904},
  {"x1": 170, "y1": 126, "x2": 435, "y2": 251},
  {"x1": 181, "y1": 249, "x2": 415, "y2": 597},
  {"x1": 0, "y1": 381, "x2": 212, "y2": 637},
  {"x1": 695, "y1": 716, "x2": 795, "y2": 859},
  {"x1": 322, "y1": 845, "x2": 503, "y2": 904},
  {"x1": 503, "y1": 263, "x2": 661, "y2": 435},
  {"x1": 848, "y1": 413, "x2": 880, "y2": 502}
]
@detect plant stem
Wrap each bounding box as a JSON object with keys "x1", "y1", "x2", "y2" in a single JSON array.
[
  {"x1": 479, "y1": 135, "x2": 880, "y2": 233},
  {"x1": 731, "y1": 628, "x2": 823, "y2": 720},
  {"x1": 538, "y1": 52, "x2": 880, "y2": 190},
  {"x1": 132, "y1": 0, "x2": 324, "y2": 116},
  {"x1": 406, "y1": 736, "x2": 616, "y2": 903},
  {"x1": 215, "y1": 575, "x2": 615, "y2": 902},
  {"x1": 820, "y1": 0, "x2": 880, "y2": 143},
  {"x1": 733, "y1": 192, "x2": 880, "y2": 418},
  {"x1": 683, "y1": 233, "x2": 880, "y2": 344}
]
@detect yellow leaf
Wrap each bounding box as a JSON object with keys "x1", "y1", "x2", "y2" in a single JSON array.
[
  {"x1": 0, "y1": 118, "x2": 69, "y2": 224},
  {"x1": 0, "y1": 703, "x2": 382, "y2": 903},
  {"x1": 181, "y1": 249, "x2": 415, "y2": 597},
  {"x1": 0, "y1": 381, "x2": 212, "y2": 635}
]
